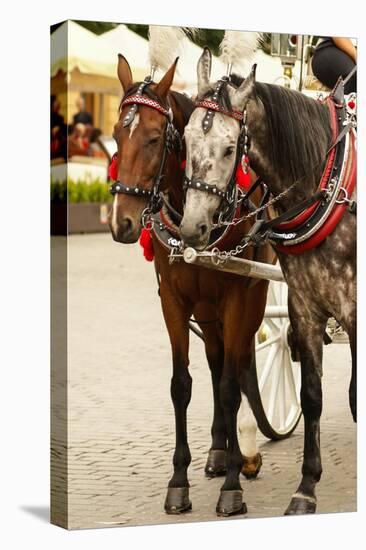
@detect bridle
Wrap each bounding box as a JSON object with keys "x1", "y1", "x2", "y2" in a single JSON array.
[
  {"x1": 109, "y1": 76, "x2": 182, "y2": 219},
  {"x1": 183, "y1": 76, "x2": 249, "y2": 220}
]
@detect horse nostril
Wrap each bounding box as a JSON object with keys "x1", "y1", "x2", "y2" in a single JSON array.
[
  {"x1": 198, "y1": 223, "x2": 208, "y2": 237},
  {"x1": 120, "y1": 217, "x2": 132, "y2": 234}
]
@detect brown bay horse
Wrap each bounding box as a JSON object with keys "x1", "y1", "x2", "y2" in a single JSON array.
[{"x1": 109, "y1": 54, "x2": 276, "y2": 516}]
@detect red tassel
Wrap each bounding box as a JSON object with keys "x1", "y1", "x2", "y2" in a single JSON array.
[
  {"x1": 108, "y1": 153, "x2": 118, "y2": 181},
  {"x1": 139, "y1": 228, "x2": 155, "y2": 262},
  {"x1": 348, "y1": 99, "x2": 356, "y2": 110},
  {"x1": 235, "y1": 164, "x2": 251, "y2": 190}
]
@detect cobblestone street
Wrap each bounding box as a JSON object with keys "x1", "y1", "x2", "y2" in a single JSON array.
[{"x1": 52, "y1": 234, "x2": 356, "y2": 530}]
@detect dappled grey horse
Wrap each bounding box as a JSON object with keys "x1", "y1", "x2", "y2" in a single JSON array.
[{"x1": 181, "y1": 47, "x2": 356, "y2": 515}]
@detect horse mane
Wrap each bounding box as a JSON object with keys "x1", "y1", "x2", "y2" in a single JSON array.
[
  {"x1": 253, "y1": 82, "x2": 333, "y2": 183},
  {"x1": 202, "y1": 74, "x2": 334, "y2": 184},
  {"x1": 170, "y1": 90, "x2": 195, "y2": 121}
]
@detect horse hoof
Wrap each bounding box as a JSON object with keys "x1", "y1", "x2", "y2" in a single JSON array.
[
  {"x1": 164, "y1": 487, "x2": 192, "y2": 514},
  {"x1": 216, "y1": 490, "x2": 247, "y2": 517},
  {"x1": 284, "y1": 495, "x2": 317, "y2": 515},
  {"x1": 241, "y1": 453, "x2": 262, "y2": 479},
  {"x1": 205, "y1": 449, "x2": 227, "y2": 478}
]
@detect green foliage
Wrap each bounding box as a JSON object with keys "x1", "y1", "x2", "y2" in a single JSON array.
[
  {"x1": 76, "y1": 20, "x2": 118, "y2": 35},
  {"x1": 126, "y1": 24, "x2": 149, "y2": 40},
  {"x1": 51, "y1": 180, "x2": 113, "y2": 204},
  {"x1": 193, "y1": 29, "x2": 224, "y2": 56},
  {"x1": 50, "y1": 181, "x2": 67, "y2": 203}
]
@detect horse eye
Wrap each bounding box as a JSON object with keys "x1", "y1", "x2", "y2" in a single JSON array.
[
  {"x1": 224, "y1": 146, "x2": 235, "y2": 158},
  {"x1": 148, "y1": 136, "x2": 160, "y2": 146}
]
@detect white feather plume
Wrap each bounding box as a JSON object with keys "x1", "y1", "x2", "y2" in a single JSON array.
[
  {"x1": 219, "y1": 30, "x2": 259, "y2": 69},
  {"x1": 148, "y1": 26, "x2": 193, "y2": 72}
]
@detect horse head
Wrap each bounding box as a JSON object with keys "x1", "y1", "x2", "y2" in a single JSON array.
[
  {"x1": 109, "y1": 55, "x2": 181, "y2": 243},
  {"x1": 180, "y1": 48, "x2": 257, "y2": 250}
]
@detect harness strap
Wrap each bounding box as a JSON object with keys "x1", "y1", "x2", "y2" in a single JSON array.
[
  {"x1": 195, "y1": 99, "x2": 244, "y2": 122},
  {"x1": 183, "y1": 176, "x2": 227, "y2": 199},
  {"x1": 110, "y1": 181, "x2": 153, "y2": 197},
  {"x1": 343, "y1": 64, "x2": 357, "y2": 86},
  {"x1": 122, "y1": 94, "x2": 171, "y2": 118},
  {"x1": 159, "y1": 192, "x2": 182, "y2": 223},
  {"x1": 262, "y1": 189, "x2": 327, "y2": 231},
  {"x1": 327, "y1": 121, "x2": 354, "y2": 154}
]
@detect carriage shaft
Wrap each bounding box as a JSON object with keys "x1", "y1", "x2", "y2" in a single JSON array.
[{"x1": 183, "y1": 248, "x2": 285, "y2": 283}]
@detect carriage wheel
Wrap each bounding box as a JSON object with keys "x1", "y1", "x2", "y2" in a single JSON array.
[{"x1": 249, "y1": 279, "x2": 302, "y2": 440}]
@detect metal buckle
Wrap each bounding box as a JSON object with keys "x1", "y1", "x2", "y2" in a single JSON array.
[
  {"x1": 335, "y1": 187, "x2": 351, "y2": 205},
  {"x1": 325, "y1": 176, "x2": 338, "y2": 202},
  {"x1": 141, "y1": 208, "x2": 154, "y2": 229}
]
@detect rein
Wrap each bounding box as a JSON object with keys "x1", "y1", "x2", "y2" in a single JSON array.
[{"x1": 109, "y1": 76, "x2": 182, "y2": 217}]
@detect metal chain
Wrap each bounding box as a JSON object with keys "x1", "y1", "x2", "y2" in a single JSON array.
[
  {"x1": 212, "y1": 180, "x2": 298, "y2": 229},
  {"x1": 211, "y1": 241, "x2": 251, "y2": 265}
]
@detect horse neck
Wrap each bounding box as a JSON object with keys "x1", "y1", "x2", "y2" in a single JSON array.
[{"x1": 247, "y1": 89, "x2": 332, "y2": 212}]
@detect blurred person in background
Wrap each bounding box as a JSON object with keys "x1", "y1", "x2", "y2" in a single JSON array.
[
  {"x1": 68, "y1": 123, "x2": 89, "y2": 158},
  {"x1": 312, "y1": 36, "x2": 357, "y2": 94},
  {"x1": 73, "y1": 96, "x2": 94, "y2": 127},
  {"x1": 51, "y1": 95, "x2": 67, "y2": 160},
  {"x1": 88, "y1": 128, "x2": 109, "y2": 159}
]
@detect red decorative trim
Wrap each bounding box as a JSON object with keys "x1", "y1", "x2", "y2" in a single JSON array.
[
  {"x1": 122, "y1": 95, "x2": 170, "y2": 117},
  {"x1": 195, "y1": 100, "x2": 243, "y2": 121},
  {"x1": 108, "y1": 153, "x2": 118, "y2": 181},
  {"x1": 235, "y1": 163, "x2": 252, "y2": 190},
  {"x1": 139, "y1": 228, "x2": 155, "y2": 261}
]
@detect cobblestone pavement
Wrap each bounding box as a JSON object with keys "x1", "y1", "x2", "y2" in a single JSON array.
[{"x1": 53, "y1": 233, "x2": 356, "y2": 530}]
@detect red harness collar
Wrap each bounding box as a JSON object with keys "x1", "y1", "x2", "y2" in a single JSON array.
[
  {"x1": 274, "y1": 97, "x2": 356, "y2": 255},
  {"x1": 275, "y1": 98, "x2": 338, "y2": 232}
]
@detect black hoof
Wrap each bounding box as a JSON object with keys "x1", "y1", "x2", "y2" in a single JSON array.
[
  {"x1": 205, "y1": 449, "x2": 227, "y2": 478},
  {"x1": 241, "y1": 453, "x2": 262, "y2": 480},
  {"x1": 284, "y1": 495, "x2": 316, "y2": 515},
  {"x1": 216, "y1": 490, "x2": 247, "y2": 517},
  {"x1": 164, "y1": 487, "x2": 192, "y2": 515}
]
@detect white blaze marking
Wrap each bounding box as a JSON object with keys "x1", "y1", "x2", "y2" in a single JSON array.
[
  {"x1": 111, "y1": 193, "x2": 119, "y2": 235},
  {"x1": 129, "y1": 113, "x2": 140, "y2": 138},
  {"x1": 237, "y1": 393, "x2": 258, "y2": 457}
]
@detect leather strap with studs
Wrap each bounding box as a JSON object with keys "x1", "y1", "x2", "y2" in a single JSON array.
[
  {"x1": 109, "y1": 181, "x2": 153, "y2": 198},
  {"x1": 183, "y1": 176, "x2": 226, "y2": 199}
]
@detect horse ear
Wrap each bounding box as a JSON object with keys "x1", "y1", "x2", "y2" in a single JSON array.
[
  {"x1": 197, "y1": 47, "x2": 212, "y2": 96},
  {"x1": 155, "y1": 58, "x2": 179, "y2": 99},
  {"x1": 117, "y1": 54, "x2": 133, "y2": 93},
  {"x1": 233, "y1": 63, "x2": 257, "y2": 110}
]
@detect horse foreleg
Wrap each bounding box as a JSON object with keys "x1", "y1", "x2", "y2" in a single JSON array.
[
  {"x1": 238, "y1": 392, "x2": 262, "y2": 479},
  {"x1": 216, "y1": 282, "x2": 268, "y2": 516},
  {"x1": 216, "y1": 367, "x2": 246, "y2": 516},
  {"x1": 349, "y1": 327, "x2": 357, "y2": 422},
  {"x1": 198, "y1": 315, "x2": 227, "y2": 477},
  {"x1": 160, "y1": 285, "x2": 193, "y2": 514},
  {"x1": 285, "y1": 300, "x2": 327, "y2": 515},
  {"x1": 343, "y1": 314, "x2": 357, "y2": 422}
]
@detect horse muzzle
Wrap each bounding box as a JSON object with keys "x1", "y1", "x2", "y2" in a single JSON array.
[{"x1": 179, "y1": 219, "x2": 210, "y2": 250}]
